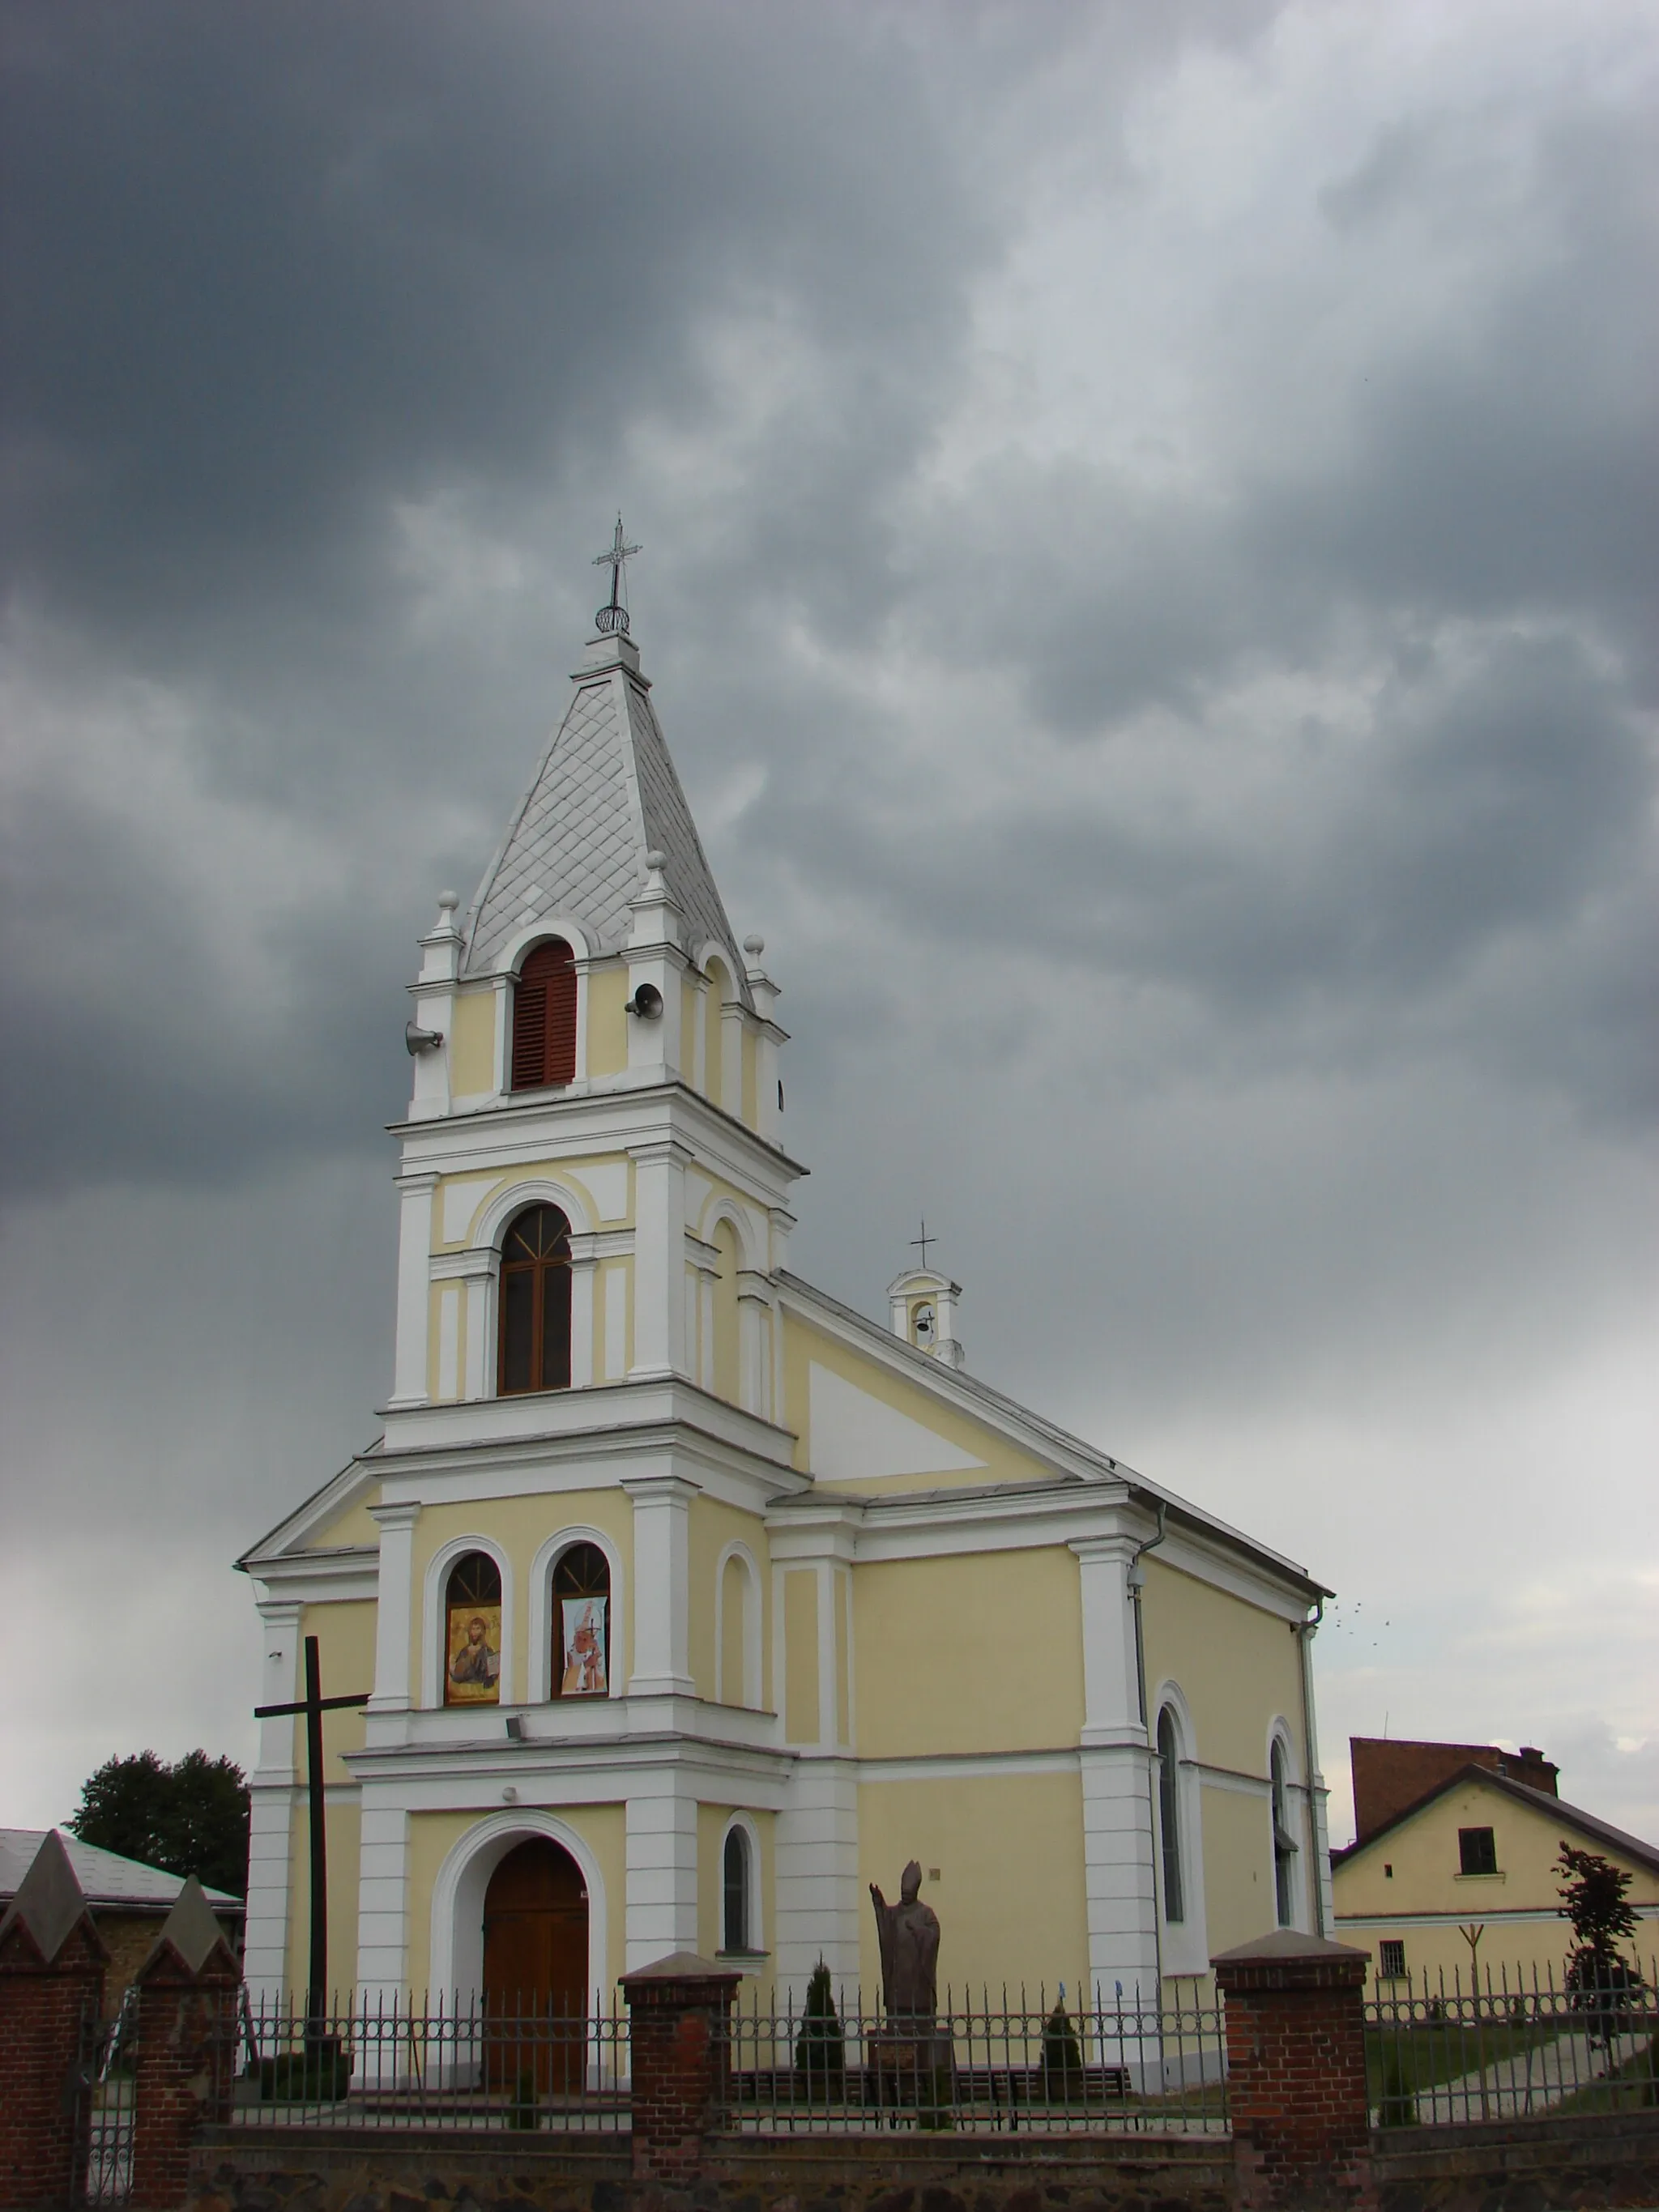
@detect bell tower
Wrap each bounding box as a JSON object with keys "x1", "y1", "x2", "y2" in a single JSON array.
[{"x1": 385, "y1": 527, "x2": 803, "y2": 1423}]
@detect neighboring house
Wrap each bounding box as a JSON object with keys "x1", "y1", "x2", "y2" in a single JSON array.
[
  {"x1": 0, "y1": 1829, "x2": 244, "y2": 2010},
  {"x1": 237, "y1": 564, "x2": 1337, "y2": 2016},
  {"x1": 1330, "y1": 1740, "x2": 1659, "y2": 1991}
]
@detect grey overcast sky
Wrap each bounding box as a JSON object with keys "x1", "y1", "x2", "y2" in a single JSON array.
[{"x1": 2, "y1": 1, "x2": 1655, "y2": 1850}]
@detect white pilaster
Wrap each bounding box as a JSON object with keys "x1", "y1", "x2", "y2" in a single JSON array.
[
  {"x1": 353, "y1": 1796, "x2": 412, "y2": 2022},
  {"x1": 389, "y1": 1173, "x2": 438, "y2": 1407},
  {"x1": 774, "y1": 1761, "x2": 859, "y2": 2001},
  {"x1": 407, "y1": 893, "x2": 463, "y2": 1122},
  {"x1": 367, "y1": 1502, "x2": 421, "y2": 1713},
  {"x1": 570, "y1": 1253, "x2": 597, "y2": 1387},
  {"x1": 244, "y1": 1598, "x2": 301, "y2": 2002},
  {"x1": 625, "y1": 1783, "x2": 698, "y2": 1970},
  {"x1": 624, "y1": 1475, "x2": 697, "y2": 1696},
  {"x1": 1072, "y1": 1536, "x2": 1158, "y2": 2005},
  {"x1": 629, "y1": 1140, "x2": 689, "y2": 1379}
]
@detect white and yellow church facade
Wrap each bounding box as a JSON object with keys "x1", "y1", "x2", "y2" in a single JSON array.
[{"x1": 239, "y1": 593, "x2": 1335, "y2": 2015}]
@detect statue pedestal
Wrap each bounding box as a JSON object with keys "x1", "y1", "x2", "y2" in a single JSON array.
[{"x1": 867, "y1": 2022, "x2": 954, "y2": 2110}]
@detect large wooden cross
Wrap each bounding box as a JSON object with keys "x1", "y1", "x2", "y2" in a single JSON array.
[{"x1": 254, "y1": 1635, "x2": 371, "y2": 2016}]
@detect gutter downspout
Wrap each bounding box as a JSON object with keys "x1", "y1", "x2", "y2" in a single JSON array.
[
  {"x1": 1127, "y1": 1496, "x2": 1169, "y2": 1994},
  {"x1": 1295, "y1": 1596, "x2": 1327, "y2": 1936}
]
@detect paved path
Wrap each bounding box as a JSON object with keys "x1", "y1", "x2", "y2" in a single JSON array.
[{"x1": 1413, "y1": 2026, "x2": 1648, "y2": 2121}]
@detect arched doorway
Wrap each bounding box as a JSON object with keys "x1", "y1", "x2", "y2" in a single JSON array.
[{"x1": 482, "y1": 1837, "x2": 589, "y2": 2093}]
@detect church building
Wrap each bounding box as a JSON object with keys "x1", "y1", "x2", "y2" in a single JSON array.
[{"x1": 238, "y1": 546, "x2": 1335, "y2": 2016}]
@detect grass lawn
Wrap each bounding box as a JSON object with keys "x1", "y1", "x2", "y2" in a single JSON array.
[
  {"x1": 1364, "y1": 2019, "x2": 1557, "y2": 2102},
  {"x1": 1550, "y1": 2033, "x2": 1659, "y2": 2116}
]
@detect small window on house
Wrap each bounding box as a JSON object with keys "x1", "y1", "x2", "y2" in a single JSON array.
[
  {"x1": 443, "y1": 1552, "x2": 502, "y2": 1707},
  {"x1": 1270, "y1": 1741, "x2": 1298, "y2": 1927},
  {"x1": 723, "y1": 1826, "x2": 753, "y2": 1953},
  {"x1": 1458, "y1": 1826, "x2": 1498, "y2": 1876},
  {"x1": 510, "y1": 939, "x2": 577, "y2": 1091},
  {"x1": 1384, "y1": 1863, "x2": 1393, "y2": 1878},
  {"x1": 552, "y1": 1542, "x2": 611, "y2": 1697},
  {"x1": 1156, "y1": 1707, "x2": 1185, "y2": 1924},
  {"x1": 1379, "y1": 1939, "x2": 1406, "y2": 1980},
  {"x1": 498, "y1": 1204, "x2": 572, "y2": 1394}
]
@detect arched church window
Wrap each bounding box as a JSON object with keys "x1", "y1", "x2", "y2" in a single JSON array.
[
  {"x1": 1157, "y1": 1706, "x2": 1185, "y2": 1924},
  {"x1": 1270, "y1": 1740, "x2": 1298, "y2": 1928},
  {"x1": 498, "y1": 1204, "x2": 572, "y2": 1395},
  {"x1": 552, "y1": 1542, "x2": 611, "y2": 1698},
  {"x1": 722, "y1": 1824, "x2": 753, "y2": 1953},
  {"x1": 510, "y1": 939, "x2": 577, "y2": 1091},
  {"x1": 444, "y1": 1552, "x2": 502, "y2": 1707}
]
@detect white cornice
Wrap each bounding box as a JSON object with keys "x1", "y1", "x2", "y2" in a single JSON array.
[{"x1": 375, "y1": 1373, "x2": 800, "y2": 1470}]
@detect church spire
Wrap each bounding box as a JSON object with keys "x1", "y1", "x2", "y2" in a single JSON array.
[{"x1": 462, "y1": 538, "x2": 748, "y2": 999}]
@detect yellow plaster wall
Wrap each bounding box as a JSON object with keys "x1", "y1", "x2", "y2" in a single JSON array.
[
  {"x1": 689, "y1": 1495, "x2": 770, "y2": 1703},
  {"x1": 586, "y1": 963, "x2": 629, "y2": 1077},
  {"x1": 857, "y1": 1771, "x2": 1088, "y2": 1997},
  {"x1": 1198, "y1": 1780, "x2": 1278, "y2": 1962},
  {"x1": 450, "y1": 984, "x2": 497, "y2": 1097},
  {"x1": 410, "y1": 1491, "x2": 635, "y2": 1705},
  {"x1": 853, "y1": 1550, "x2": 1084, "y2": 1757},
  {"x1": 433, "y1": 1156, "x2": 635, "y2": 1254},
  {"x1": 402, "y1": 1804, "x2": 627, "y2": 1998},
  {"x1": 695, "y1": 1802, "x2": 774, "y2": 1984},
  {"x1": 596, "y1": 1256, "x2": 631, "y2": 1378},
  {"x1": 712, "y1": 1220, "x2": 740, "y2": 1405},
  {"x1": 783, "y1": 1570, "x2": 819, "y2": 1743},
  {"x1": 305, "y1": 1483, "x2": 383, "y2": 1550},
  {"x1": 1141, "y1": 1558, "x2": 1305, "y2": 1779},
  {"x1": 782, "y1": 1316, "x2": 1056, "y2": 1491},
  {"x1": 703, "y1": 964, "x2": 728, "y2": 1110},
  {"x1": 835, "y1": 1568, "x2": 851, "y2": 1747},
  {"x1": 282, "y1": 1792, "x2": 362, "y2": 1997},
  {"x1": 296, "y1": 1601, "x2": 379, "y2": 1782}
]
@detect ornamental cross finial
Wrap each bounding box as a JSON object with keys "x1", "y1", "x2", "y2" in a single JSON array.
[
  {"x1": 911, "y1": 1218, "x2": 935, "y2": 1271},
  {"x1": 593, "y1": 515, "x2": 642, "y2": 635}
]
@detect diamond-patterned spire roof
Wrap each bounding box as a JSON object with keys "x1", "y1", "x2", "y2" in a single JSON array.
[{"x1": 463, "y1": 630, "x2": 749, "y2": 999}]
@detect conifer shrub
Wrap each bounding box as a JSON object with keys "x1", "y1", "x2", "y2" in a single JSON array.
[
  {"x1": 1040, "y1": 1998, "x2": 1085, "y2": 2101},
  {"x1": 794, "y1": 1959, "x2": 845, "y2": 2082}
]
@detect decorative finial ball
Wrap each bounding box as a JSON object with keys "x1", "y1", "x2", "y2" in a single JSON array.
[
  {"x1": 645, "y1": 849, "x2": 667, "y2": 872},
  {"x1": 437, "y1": 890, "x2": 459, "y2": 912},
  {"x1": 743, "y1": 934, "x2": 765, "y2": 957}
]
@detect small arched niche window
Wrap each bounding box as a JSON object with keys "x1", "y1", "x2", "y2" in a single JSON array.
[
  {"x1": 552, "y1": 1542, "x2": 611, "y2": 1698},
  {"x1": 498, "y1": 1204, "x2": 572, "y2": 1396},
  {"x1": 1270, "y1": 1740, "x2": 1298, "y2": 1928},
  {"x1": 1156, "y1": 1707, "x2": 1185, "y2": 1924},
  {"x1": 510, "y1": 939, "x2": 577, "y2": 1091},
  {"x1": 444, "y1": 1552, "x2": 502, "y2": 1707},
  {"x1": 722, "y1": 1824, "x2": 753, "y2": 1954}
]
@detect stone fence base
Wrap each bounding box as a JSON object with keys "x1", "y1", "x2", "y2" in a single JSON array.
[{"x1": 188, "y1": 2110, "x2": 1659, "y2": 2212}]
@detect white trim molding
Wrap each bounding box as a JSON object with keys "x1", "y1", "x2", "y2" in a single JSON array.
[
  {"x1": 1149, "y1": 1677, "x2": 1209, "y2": 1978},
  {"x1": 429, "y1": 1809, "x2": 609, "y2": 2013},
  {"x1": 714, "y1": 1539, "x2": 763, "y2": 1710},
  {"x1": 718, "y1": 1809, "x2": 766, "y2": 1958}
]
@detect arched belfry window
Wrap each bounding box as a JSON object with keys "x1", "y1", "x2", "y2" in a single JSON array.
[
  {"x1": 498, "y1": 1204, "x2": 572, "y2": 1395},
  {"x1": 552, "y1": 1542, "x2": 611, "y2": 1698},
  {"x1": 723, "y1": 1825, "x2": 753, "y2": 1953},
  {"x1": 444, "y1": 1552, "x2": 502, "y2": 1707},
  {"x1": 511, "y1": 939, "x2": 577, "y2": 1091},
  {"x1": 1157, "y1": 1707, "x2": 1185, "y2": 1924},
  {"x1": 1270, "y1": 1740, "x2": 1298, "y2": 1928}
]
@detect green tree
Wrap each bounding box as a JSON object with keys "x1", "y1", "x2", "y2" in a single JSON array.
[
  {"x1": 794, "y1": 1958, "x2": 845, "y2": 2080},
  {"x1": 68, "y1": 1750, "x2": 251, "y2": 1897}
]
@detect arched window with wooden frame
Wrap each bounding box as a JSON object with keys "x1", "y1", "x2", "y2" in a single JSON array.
[
  {"x1": 552, "y1": 1541, "x2": 611, "y2": 1698},
  {"x1": 1156, "y1": 1705, "x2": 1185, "y2": 1925},
  {"x1": 498, "y1": 1204, "x2": 572, "y2": 1396},
  {"x1": 443, "y1": 1551, "x2": 503, "y2": 1707},
  {"x1": 510, "y1": 938, "x2": 578, "y2": 1091}
]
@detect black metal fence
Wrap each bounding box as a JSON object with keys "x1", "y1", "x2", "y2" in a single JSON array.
[
  {"x1": 1364, "y1": 1957, "x2": 1659, "y2": 2126},
  {"x1": 719, "y1": 1985, "x2": 1229, "y2": 2135},
  {"x1": 79, "y1": 1989, "x2": 137, "y2": 2206},
  {"x1": 227, "y1": 1990, "x2": 630, "y2": 2132}
]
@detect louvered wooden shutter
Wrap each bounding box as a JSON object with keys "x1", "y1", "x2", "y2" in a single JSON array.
[{"x1": 510, "y1": 940, "x2": 576, "y2": 1090}]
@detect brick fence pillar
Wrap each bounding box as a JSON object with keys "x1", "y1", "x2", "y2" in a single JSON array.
[
  {"x1": 0, "y1": 1833, "x2": 109, "y2": 2210},
  {"x1": 620, "y1": 1950, "x2": 742, "y2": 2181},
  {"x1": 1213, "y1": 1929, "x2": 1375, "y2": 2211},
  {"x1": 129, "y1": 1879, "x2": 241, "y2": 2211}
]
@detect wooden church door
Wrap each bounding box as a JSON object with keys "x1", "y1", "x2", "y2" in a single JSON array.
[{"x1": 482, "y1": 1838, "x2": 590, "y2": 2093}]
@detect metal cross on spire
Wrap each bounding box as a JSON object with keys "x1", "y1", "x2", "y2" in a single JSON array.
[
  {"x1": 911, "y1": 1218, "x2": 936, "y2": 1271},
  {"x1": 593, "y1": 515, "x2": 642, "y2": 635}
]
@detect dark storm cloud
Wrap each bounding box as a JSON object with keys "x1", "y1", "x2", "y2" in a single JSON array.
[{"x1": 1, "y1": 0, "x2": 990, "y2": 641}]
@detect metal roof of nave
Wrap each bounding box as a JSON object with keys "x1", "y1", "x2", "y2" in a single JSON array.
[{"x1": 462, "y1": 626, "x2": 751, "y2": 1004}]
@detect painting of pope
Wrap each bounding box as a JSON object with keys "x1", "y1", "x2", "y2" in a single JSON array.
[{"x1": 561, "y1": 1596, "x2": 608, "y2": 1696}]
